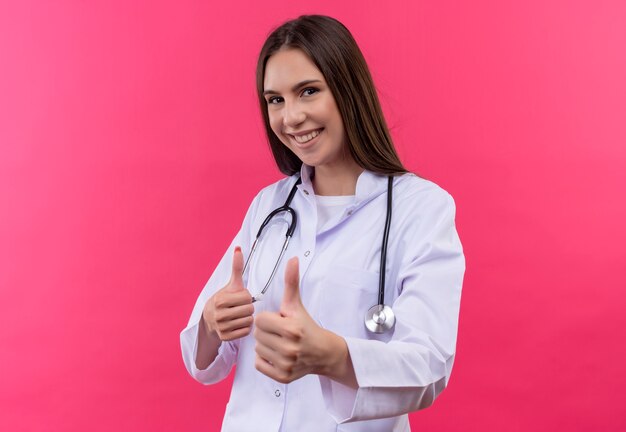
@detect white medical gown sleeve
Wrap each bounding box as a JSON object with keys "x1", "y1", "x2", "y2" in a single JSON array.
[
  {"x1": 319, "y1": 192, "x2": 465, "y2": 423},
  {"x1": 179, "y1": 190, "x2": 263, "y2": 385}
]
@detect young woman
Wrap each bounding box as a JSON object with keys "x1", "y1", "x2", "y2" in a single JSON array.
[{"x1": 180, "y1": 15, "x2": 465, "y2": 431}]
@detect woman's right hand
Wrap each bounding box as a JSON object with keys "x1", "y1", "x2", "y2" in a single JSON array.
[{"x1": 202, "y1": 246, "x2": 254, "y2": 341}]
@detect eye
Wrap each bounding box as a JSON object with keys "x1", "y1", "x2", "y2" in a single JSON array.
[
  {"x1": 301, "y1": 87, "x2": 319, "y2": 97},
  {"x1": 266, "y1": 96, "x2": 283, "y2": 105}
]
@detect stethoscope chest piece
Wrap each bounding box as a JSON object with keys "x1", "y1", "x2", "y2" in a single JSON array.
[{"x1": 365, "y1": 304, "x2": 396, "y2": 334}]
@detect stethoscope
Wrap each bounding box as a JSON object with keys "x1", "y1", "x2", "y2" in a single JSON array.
[{"x1": 242, "y1": 176, "x2": 396, "y2": 334}]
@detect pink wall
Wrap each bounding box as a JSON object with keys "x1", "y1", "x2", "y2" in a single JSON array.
[{"x1": 1, "y1": 1, "x2": 625, "y2": 430}]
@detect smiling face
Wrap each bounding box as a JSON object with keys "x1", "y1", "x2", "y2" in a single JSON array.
[{"x1": 263, "y1": 48, "x2": 353, "y2": 174}]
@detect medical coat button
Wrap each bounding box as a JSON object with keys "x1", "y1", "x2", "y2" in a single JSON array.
[
  {"x1": 347, "y1": 210, "x2": 353, "y2": 215},
  {"x1": 304, "y1": 250, "x2": 310, "y2": 257},
  {"x1": 274, "y1": 389, "x2": 281, "y2": 397}
]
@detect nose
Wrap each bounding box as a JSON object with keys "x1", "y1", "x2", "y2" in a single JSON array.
[{"x1": 282, "y1": 101, "x2": 306, "y2": 128}]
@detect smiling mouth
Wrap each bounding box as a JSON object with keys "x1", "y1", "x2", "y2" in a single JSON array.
[{"x1": 291, "y1": 129, "x2": 322, "y2": 144}]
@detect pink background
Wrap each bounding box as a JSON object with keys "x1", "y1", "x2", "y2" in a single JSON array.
[{"x1": 1, "y1": 1, "x2": 625, "y2": 430}]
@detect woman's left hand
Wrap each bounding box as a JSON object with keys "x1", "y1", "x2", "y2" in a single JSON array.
[{"x1": 254, "y1": 257, "x2": 355, "y2": 385}]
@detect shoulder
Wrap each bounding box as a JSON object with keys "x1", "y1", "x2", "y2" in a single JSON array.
[
  {"x1": 394, "y1": 173, "x2": 456, "y2": 216},
  {"x1": 392, "y1": 174, "x2": 463, "y2": 260},
  {"x1": 256, "y1": 174, "x2": 299, "y2": 197},
  {"x1": 249, "y1": 174, "x2": 300, "y2": 208},
  {"x1": 237, "y1": 174, "x2": 300, "y2": 237}
]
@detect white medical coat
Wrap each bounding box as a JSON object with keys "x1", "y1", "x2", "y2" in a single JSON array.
[{"x1": 180, "y1": 165, "x2": 465, "y2": 431}]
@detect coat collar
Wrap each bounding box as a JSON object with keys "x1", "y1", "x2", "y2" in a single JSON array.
[{"x1": 298, "y1": 164, "x2": 389, "y2": 209}]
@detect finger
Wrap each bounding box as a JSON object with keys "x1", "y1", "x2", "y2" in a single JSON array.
[
  {"x1": 254, "y1": 343, "x2": 292, "y2": 372},
  {"x1": 227, "y1": 246, "x2": 245, "y2": 291},
  {"x1": 254, "y1": 312, "x2": 284, "y2": 334},
  {"x1": 217, "y1": 315, "x2": 254, "y2": 333},
  {"x1": 255, "y1": 313, "x2": 304, "y2": 343},
  {"x1": 255, "y1": 353, "x2": 274, "y2": 371},
  {"x1": 254, "y1": 326, "x2": 285, "y2": 351},
  {"x1": 214, "y1": 289, "x2": 253, "y2": 309},
  {"x1": 255, "y1": 353, "x2": 278, "y2": 376},
  {"x1": 220, "y1": 326, "x2": 252, "y2": 341},
  {"x1": 281, "y1": 257, "x2": 301, "y2": 313},
  {"x1": 254, "y1": 341, "x2": 278, "y2": 363},
  {"x1": 255, "y1": 355, "x2": 291, "y2": 384},
  {"x1": 214, "y1": 301, "x2": 254, "y2": 322}
]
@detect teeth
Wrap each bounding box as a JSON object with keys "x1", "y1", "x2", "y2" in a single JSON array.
[{"x1": 293, "y1": 129, "x2": 321, "y2": 144}]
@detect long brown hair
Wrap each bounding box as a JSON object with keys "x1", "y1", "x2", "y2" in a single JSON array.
[{"x1": 256, "y1": 15, "x2": 407, "y2": 176}]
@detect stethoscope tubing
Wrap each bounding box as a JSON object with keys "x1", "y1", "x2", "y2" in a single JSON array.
[
  {"x1": 378, "y1": 176, "x2": 393, "y2": 306},
  {"x1": 243, "y1": 175, "x2": 396, "y2": 333},
  {"x1": 243, "y1": 178, "x2": 301, "y2": 302}
]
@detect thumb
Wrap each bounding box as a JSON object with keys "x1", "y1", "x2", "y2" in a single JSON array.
[
  {"x1": 227, "y1": 246, "x2": 245, "y2": 291},
  {"x1": 281, "y1": 257, "x2": 302, "y2": 314}
]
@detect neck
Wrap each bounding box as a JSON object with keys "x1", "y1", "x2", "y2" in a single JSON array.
[{"x1": 312, "y1": 160, "x2": 364, "y2": 196}]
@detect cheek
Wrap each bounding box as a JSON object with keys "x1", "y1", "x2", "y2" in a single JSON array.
[
  {"x1": 268, "y1": 113, "x2": 278, "y2": 130},
  {"x1": 269, "y1": 114, "x2": 282, "y2": 140},
  {"x1": 327, "y1": 114, "x2": 345, "y2": 140},
  {"x1": 322, "y1": 100, "x2": 343, "y2": 131},
  {"x1": 268, "y1": 114, "x2": 283, "y2": 137},
  {"x1": 268, "y1": 115, "x2": 291, "y2": 147}
]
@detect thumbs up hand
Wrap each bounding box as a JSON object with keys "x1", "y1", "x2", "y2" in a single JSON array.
[
  {"x1": 254, "y1": 257, "x2": 340, "y2": 384},
  {"x1": 279, "y1": 256, "x2": 305, "y2": 317},
  {"x1": 202, "y1": 247, "x2": 254, "y2": 341}
]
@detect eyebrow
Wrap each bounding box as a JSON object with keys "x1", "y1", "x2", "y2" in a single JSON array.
[{"x1": 263, "y1": 79, "x2": 322, "y2": 96}]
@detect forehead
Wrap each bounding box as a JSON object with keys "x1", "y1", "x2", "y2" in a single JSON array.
[{"x1": 263, "y1": 48, "x2": 325, "y2": 91}]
